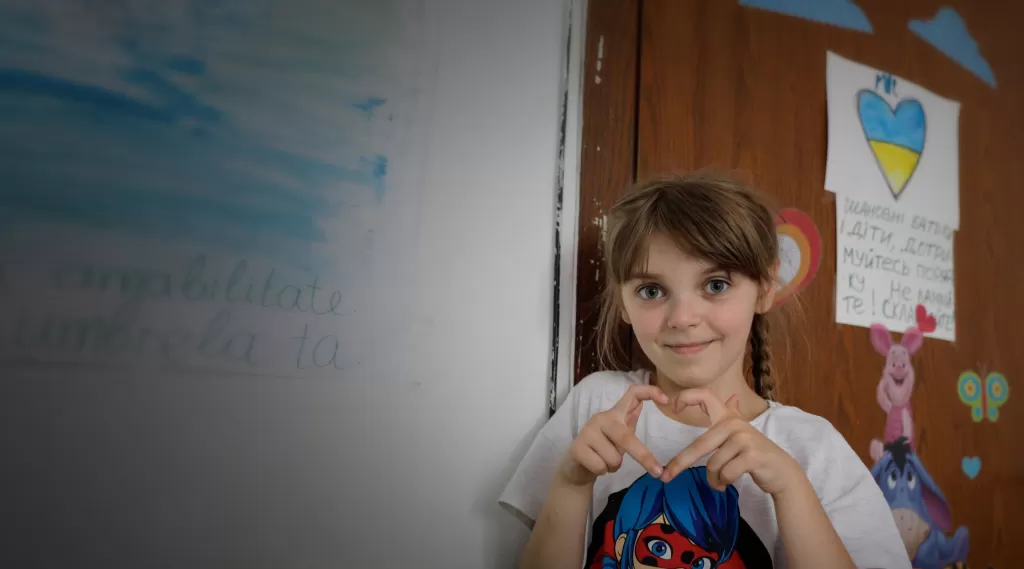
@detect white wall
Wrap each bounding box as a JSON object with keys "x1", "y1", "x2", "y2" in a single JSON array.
[
  {"x1": 0, "y1": 1, "x2": 575, "y2": 568},
  {"x1": 381, "y1": 0, "x2": 573, "y2": 564}
]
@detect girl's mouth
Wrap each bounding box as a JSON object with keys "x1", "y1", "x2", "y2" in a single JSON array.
[{"x1": 665, "y1": 341, "x2": 713, "y2": 356}]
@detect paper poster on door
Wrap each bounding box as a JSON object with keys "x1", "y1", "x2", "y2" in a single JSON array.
[
  {"x1": 824, "y1": 51, "x2": 961, "y2": 228},
  {"x1": 834, "y1": 195, "x2": 955, "y2": 342}
]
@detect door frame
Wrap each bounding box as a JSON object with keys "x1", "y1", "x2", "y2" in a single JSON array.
[{"x1": 569, "y1": 0, "x2": 642, "y2": 389}]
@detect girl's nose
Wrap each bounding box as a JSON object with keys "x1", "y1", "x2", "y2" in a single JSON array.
[{"x1": 666, "y1": 296, "x2": 702, "y2": 329}]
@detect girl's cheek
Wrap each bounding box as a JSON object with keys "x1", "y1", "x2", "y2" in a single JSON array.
[{"x1": 633, "y1": 311, "x2": 665, "y2": 339}]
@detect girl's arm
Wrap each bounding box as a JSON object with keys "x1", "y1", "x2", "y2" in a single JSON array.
[
  {"x1": 517, "y1": 472, "x2": 593, "y2": 569},
  {"x1": 518, "y1": 385, "x2": 669, "y2": 569},
  {"x1": 658, "y1": 389, "x2": 909, "y2": 569},
  {"x1": 773, "y1": 476, "x2": 857, "y2": 569}
]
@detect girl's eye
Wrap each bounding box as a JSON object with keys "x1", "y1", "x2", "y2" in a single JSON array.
[
  {"x1": 704, "y1": 278, "x2": 730, "y2": 295},
  {"x1": 691, "y1": 557, "x2": 713, "y2": 569},
  {"x1": 643, "y1": 538, "x2": 672, "y2": 559},
  {"x1": 637, "y1": 284, "x2": 664, "y2": 300}
]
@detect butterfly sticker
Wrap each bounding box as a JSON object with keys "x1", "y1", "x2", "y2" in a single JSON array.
[{"x1": 957, "y1": 371, "x2": 1009, "y2": 422}]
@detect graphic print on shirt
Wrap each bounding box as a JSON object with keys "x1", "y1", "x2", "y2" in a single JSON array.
[{"x1": 584, "y1": 466, "x2": 773, "y2": 569}]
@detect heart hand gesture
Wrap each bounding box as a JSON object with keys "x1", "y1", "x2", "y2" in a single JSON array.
[
  {"x1": 660, "y1": 388, "x2": 805, "y2": 496},
  {"x1": 558, "y1": 385, "x2": 669, "y2": 487}
]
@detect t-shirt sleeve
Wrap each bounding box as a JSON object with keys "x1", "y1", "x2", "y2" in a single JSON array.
[
  {"x1": 497, "y1": 390, "x2": 578, "y2": 528},
  {"x1": 812, "y1": 426, "x2": 913, "y2": 569}
]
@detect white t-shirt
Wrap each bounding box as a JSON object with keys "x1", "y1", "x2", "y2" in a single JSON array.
[{"x1": 498, "y1": 370, "x2": 912, "y2": 569}]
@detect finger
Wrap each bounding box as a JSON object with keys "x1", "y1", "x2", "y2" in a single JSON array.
[
  {"x1": 717, "y1": 452, "x2": 758, "y2": 488},
  {"x1": 673, "y1": 388, "x2": 733, "y2": 424},
  {"x1": 673, "y1": 393, "x2": 691, "y2": 414},
  {"x1": 573, "y1": 444, "x2": 610, "y2": 477},
  {"x1": 612, "y1": 385, "x2": 670, "y2": 415},
  {"x1": 725, "y1": 394, "x2": 742, "y2": 415},
  {"x1": 661, "y1": 419, "x2": 744, "y2": 482},
  {"x1": 625, "y1": 402, "x2": 643, "y2": 430},
  {"x1": 602, "y1": 421, "x2": 663, "y2": 478},
  {"x1": 705, "y1": 435, "x2": 747, "y2": 491},
  {"x1": 583, "y1": 431, "x2": 623, "y2": 473}
]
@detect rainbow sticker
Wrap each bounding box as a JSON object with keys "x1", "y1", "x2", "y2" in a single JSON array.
[{"x1": 775, "y1": 208, "x2": 822, "y2": 304}]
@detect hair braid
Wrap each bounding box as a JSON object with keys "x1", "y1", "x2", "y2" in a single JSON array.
[{"x1": 749, "y1": 314, "x2": 776, "y2": 400}]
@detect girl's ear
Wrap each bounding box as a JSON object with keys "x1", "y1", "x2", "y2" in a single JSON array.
[
  {"x1": 758, "y1": 285, "x2": 776, "y2": 314},
  {"x1": 617, "y1": 289, "x2": 632, "y2": 324},
  {"x1": 757, "y1": 265, "x2": 778, "y2": 314}
]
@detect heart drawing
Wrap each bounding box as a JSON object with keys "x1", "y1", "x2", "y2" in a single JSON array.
[
  {"x1": 857, "y1": 90, "x2": 926, "y2": 200},
  {"x1": 961, "y1": 456, "x2": 981, "y2": 480},
  {"x1": 915, "y1": 304, "x2": 937, "y2": 333},
  {"x1": 775, "y1": 208, "x2": 822, "y2": 304}
]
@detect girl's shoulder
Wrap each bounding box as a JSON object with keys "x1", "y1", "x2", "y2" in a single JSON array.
[
  {"x1": 574, "y1": 368, "x2": 650, "y2": 394},
  {"x1": 564, "y1": 369, "x2": 651, "y2": 424},
  {"x1": 572, "y1": 368, "x2": 654, "y2": 402},
  {"x1": 760, "y1": 401, "x2": 838, "y2": 432},
  {"x1": 758, "y1": 402, "x2": 865, "y2": 471}
]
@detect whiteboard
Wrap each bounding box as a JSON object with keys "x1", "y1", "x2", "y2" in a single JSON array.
[
  {"x1": 0, "y1": 0, "x2": 575, "y2": 566},
  {"x1": 0, "y1": 0, "x2": 437, "y2": 383}
]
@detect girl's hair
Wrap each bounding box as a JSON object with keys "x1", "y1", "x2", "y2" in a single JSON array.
[{"x1": 595, "y1": 172, "x2": 782, "y2": 400}]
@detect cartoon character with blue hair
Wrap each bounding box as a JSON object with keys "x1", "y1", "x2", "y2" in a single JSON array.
[
  {"x1": 870, "y1": 437, "x2": 968, "y2": 569},
  {"x1": 585, "y1": 466, "x2": 770, "y2": 569}
]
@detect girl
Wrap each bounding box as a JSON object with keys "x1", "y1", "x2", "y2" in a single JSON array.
[{"x1": 499, "y1": 174, "x2": 910, "y2": 569}]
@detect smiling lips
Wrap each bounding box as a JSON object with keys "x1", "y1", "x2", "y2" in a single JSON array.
[{"x1": 664, "y1": 340, "x2": 714, "y2": 356}]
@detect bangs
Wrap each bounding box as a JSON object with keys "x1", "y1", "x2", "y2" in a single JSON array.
[{"x1": 607, "y1": 180, "x2": 777, "y2": 284}]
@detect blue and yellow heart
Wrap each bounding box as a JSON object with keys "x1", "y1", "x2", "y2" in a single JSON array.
[{"x1": 857, "y1": 90, "x2": 926, "y2": 199}]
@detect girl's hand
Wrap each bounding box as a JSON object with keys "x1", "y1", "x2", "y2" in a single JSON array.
[
  {"x1": 557, "y1": 385, "x2": 670, "y2": 487},
  {"x1": 660, "y1": 388, "x2": 806, "y2": 496}
]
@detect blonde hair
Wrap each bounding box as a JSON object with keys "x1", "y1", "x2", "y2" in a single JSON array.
[{"x1": 595, "y1": 172, "x2": 782, "y2": 400}]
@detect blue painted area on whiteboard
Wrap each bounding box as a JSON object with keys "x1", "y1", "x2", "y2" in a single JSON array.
[
  {"x1": 352, "y1": 97, "x2": 389, "y2": 119},
  {"x1": 0, "y1": 0, "x2": 407, "y2": 268},
  {"x1": 739, "y1": 0, "x2": 873, "y2": 33},
  {"x1": 858, "y1": 92, "x2": 926, "y2": 152},
  {"x1": 909, "y1": 7, "x2": 996, "y2": 88}
]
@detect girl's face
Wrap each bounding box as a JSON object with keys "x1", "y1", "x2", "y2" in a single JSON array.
[{"x1": 620, "y1": 233, "x2": 771, "y2": 392}]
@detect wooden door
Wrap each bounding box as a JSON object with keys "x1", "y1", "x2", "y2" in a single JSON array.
[{"x1": 575, "y1": 1, "x2": 1023, "y2": 567}]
